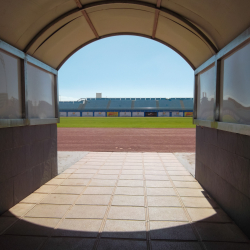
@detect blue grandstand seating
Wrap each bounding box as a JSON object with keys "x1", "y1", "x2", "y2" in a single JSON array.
[
  {"x1": 84, "y1": 99, "x2": 109, "y2": 109},
  {"x1": 59, "y1": 98, "x2": 193, "y2": 111},
  {"x1": 182, "y1": 99, "x2": 193, "y2": 109},
  {"x1": 109, "y1": 100, "x2": 132, "y2": 109},
  {"x1": 134, "y1": 99, "x2": 157, "y2": 108},
  {"x1": 59, "y1": 101, "x2": 82, "y2": 110},
  {"x1": 158, "y1": 99, "x2": 182, "y2": 109}
]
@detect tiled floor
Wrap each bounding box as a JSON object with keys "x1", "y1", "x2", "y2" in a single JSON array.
[{"x1": 0, "y1": 152, "x2": 249, "y2": 250}]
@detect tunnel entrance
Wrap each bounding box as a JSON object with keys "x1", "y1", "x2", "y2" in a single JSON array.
[{"x1": 1, "y1": 0, "x2": 250, "y2": 245}]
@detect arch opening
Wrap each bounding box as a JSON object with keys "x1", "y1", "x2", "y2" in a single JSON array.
[
  {"x1": 58, "y1": 35, "x2": 194, "y2": 102},
  {"x1": 57, "y1": 33, "x2": 196, "y2": 70}
]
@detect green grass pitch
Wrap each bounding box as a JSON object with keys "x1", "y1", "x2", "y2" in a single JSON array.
[{"x1": 57, "y1": 117, "x2": 195, "y2": 128}]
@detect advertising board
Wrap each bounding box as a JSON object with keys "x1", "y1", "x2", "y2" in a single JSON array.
[
  {"x1": 132, "y1": 112, "x2": 144, "y2": 117},
  {"x1": 82, "y1": 112, "x2": 93, "y2": 117},
  {"x1": 107, "y1": 112, "x2": 118, "y2": 117},
  {"x1": 145, "y1": 112, "x2": 157, "y2": 117},
  {"x1": 60, "y1": 112, "x2": 67, "y2": 117},
  {"x1": 184, "y1": 112, "x2": 193, "y2": 117},
  {"x1": 68, "y1": 112, "x2": 80, "y2": 117},
  {"x1": 120, "y1": 112, "x2": 131, "y2": 117},
  {"x1": 172, "y1": 112, "x2": 183, "y2": 117},
  {"x1": 94, "y1": 112, "x2": 106, "y2": 117},
  {"x1": 158, "y1": 111, "x2": 170, "y2": 117}
]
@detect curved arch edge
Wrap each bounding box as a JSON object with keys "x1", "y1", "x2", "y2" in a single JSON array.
[
  {"x1": 56, "y1": 33, "x2": 196, "y2": 70},
  {"x1": 24, "y1": 8, "x2": 81, "y2": 53},
  {"x1": 24, "y1": 0, "x2": 218, "y2": 55}
]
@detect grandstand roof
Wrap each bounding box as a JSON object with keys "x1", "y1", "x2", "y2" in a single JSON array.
[{"x1": 1, "y1": 0, "x2": 250, "y2": 70}]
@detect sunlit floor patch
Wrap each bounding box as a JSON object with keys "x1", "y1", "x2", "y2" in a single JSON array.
[{"x1": 0, "y1": 152, "x2": 249, "y2": 250}]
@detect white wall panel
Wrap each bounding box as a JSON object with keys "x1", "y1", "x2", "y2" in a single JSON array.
[
  {"x1": 172, "y1": 112, "x2": 183, "y2": 117},
  {"x1": 27, "y1": 63, "x2": 55, "y2": 119},
  {"x1": 158, "y1": 111, "x2": 170, "y2": 117},
  {"x1": 197, "y1": 65, "x2": 215, "y2": 121},
  {"x1": 60, "y1": 112, "x2": 67, "y2": 117},
  {"x1": 120, "y1": 112, "x2": 131, "y2": 117},
  {"x1": 0, "y1": 49, "x2": 22, "y2": 119},
  {"x1": 132, "y1": 112, "x2": 144, "y2": 117},
  {"x1": 68, "y1": 111, "x2": 80, "y2": 117},
  {"x1": 94, "y1": 111, "x2": 105, "y2": 117},
  {"x1": 220, "y1": 42, "x2": 250, "y2": 125},
  {"x1": 82, "y1": 112, "x2": 93, "y2": 117}
]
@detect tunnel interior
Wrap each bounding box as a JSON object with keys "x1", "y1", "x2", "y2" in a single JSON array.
[{"x1": 0, "y1": 0, "x2": 250, "y2": 244}]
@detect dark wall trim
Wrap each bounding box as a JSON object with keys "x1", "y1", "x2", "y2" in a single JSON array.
[
  {"x1": 194, "y1": 119, "x2": 250, "y2": 137},
  {"x1": 0, "y1": 119, "x2": 59, "y2": 129}
]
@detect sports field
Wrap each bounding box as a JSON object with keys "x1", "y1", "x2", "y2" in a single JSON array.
[{"x1": 57, "y1": 117, "x2": 195, "y2": 128}]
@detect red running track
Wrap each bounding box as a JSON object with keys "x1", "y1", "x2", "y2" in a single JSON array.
[{"x1": 58, "y1": 128, "x2": 196, "y2": 152}]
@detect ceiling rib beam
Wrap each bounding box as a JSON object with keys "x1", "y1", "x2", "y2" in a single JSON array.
[
  {"x1": 74, "y1": 0, "x2": 82, "y2": 8},
  {"x1": 156, "y1": 0, "x2": 162, "y2": 8},
  {"x1": 81, "y1": 10, "x2": 99, "y2": 38},
  {"x1": 74, "y1": 0, "x2": 99, "y2": 39},
  {"x1": 25, "y1": 0, "x2": 218, "y2": 54},
  {"x1": 152, "y1": 9, "x2": 160, "y2": 38},
  {"x1": 152, "y1": 0, "x2": 161, "y2": 39}
]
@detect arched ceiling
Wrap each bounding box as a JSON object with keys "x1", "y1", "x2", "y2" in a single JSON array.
[{"x1": 0, "y1": 0, "x2": 250, "y2": 70}]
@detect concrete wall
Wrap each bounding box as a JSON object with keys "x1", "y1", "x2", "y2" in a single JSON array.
[
  {"x1": 196, "y1": 126, "x2": 250, "y2": 238},
  {"x1": 0, "y1": 124, "x2": 57, "y2": 214}
]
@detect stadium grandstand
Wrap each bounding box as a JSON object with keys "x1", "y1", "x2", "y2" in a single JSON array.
[{"x1": 59, "y1": 98, "x2": 193, "y2": 117}]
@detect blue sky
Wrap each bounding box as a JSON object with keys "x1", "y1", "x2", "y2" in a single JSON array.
[{"x1": 58, "y1": 35, "x2": 194, "y2": 101}]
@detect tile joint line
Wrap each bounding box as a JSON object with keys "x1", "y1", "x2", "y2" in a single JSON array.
[{"x1": 159, "y1": 153, "x2": 208, "y2": 250}]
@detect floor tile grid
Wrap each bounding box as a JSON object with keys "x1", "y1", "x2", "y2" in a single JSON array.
[
  {"x1": 161, "y1": 156, "x2": 249, "y2": 245},
  {"x1": 35, "y1": 153, "x2": 113, "y2": 249},
  {"x1": 1, "y1": 152, "x2": 249, "y2": 250},
  {"x1": 0, "y1": 178, "x2": 64, "y2": 236},
  {"x1": 144, "y1": 154, "x2": 179, "y2": 248},
  {"x1": 160, "y1": 155, "x2": 250, "y2": 244},
  {"x1": 53, "y1": 165, "x2": 102, "y2": 224},
  {"x1": 0, "y1": 205, "x2": 38, "y2": 236},
  {"x1": 0, "y1": 164, "x2": 87, "y2": 247},
  {"x1": 92, "y1": 154, "x2": 126, "y2": 250},
  {"x1": 159, "y1": 154, "x2": 207, "y2": 250},
  {"x1": 142, "y1": 156, "x2": 152, "y2": 250}
]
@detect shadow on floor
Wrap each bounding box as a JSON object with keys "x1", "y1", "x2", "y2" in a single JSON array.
[
  {"x1": 0, "y1": 210, "x2": 249, "y2": 250},
  {"x1": 1, "y1": 152, "x2": 249, "y2": 249}
]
